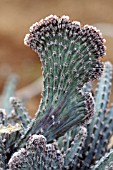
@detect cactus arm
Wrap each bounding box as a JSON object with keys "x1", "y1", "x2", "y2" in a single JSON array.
[
  {"x1": 10, "y1": 97, "x2": 31, "y2": 128},
  {"x1": 58, "y1": 130, "x2": 73, "y2": 153},
  {"x1": 88, "y1": 62, "x2": 112, "y2": 138},
  {"x1": 95, "y1": 104, "x2": 113, "y2": 158},
  {"x1": 63, "y1": 126, "x2": 87, "y2": 169}
]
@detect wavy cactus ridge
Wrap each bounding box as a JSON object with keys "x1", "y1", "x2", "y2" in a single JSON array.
[{"x1": 21, "y1": 15, "x2": 106, "y2": 144}]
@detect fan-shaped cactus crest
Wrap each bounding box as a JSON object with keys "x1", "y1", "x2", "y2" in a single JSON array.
[{"x1": 23, "y1": 15, "x2": 105, "y2": 142}]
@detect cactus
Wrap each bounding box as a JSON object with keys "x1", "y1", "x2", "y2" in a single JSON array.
[
  {"x1": 10, "y1": 97, "x2": 31, "y2": 128},
  {"x1": 92, "y1": 149, "x2": 113, "y2": 170},
  {"x1": 74, "y1": 61, "x2": 113, "y2": 169},
  {"x1": 0, "y1": 15, "x2": 113, "y2": 169},
  {"x1": 21, "y1": 14, "x2": 105, "y2": 144},
  {"x1": 8, "y1": 134, "x2": 64, "y2": 170}
]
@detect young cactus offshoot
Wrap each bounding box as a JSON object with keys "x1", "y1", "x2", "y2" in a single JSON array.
[{"x1": 1, "y1": 15, "x2": 113, "y2": 170}]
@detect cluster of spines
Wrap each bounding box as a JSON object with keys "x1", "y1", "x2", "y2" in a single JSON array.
[
  {"x1": 25, "y1": 15, "x2": 106, "y2": 57},
  {"x1": 0, "y1": 98, "x2": 28, "y2": 169}
]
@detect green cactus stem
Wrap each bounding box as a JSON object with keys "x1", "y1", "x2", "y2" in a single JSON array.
[
  {"x1": 18, "y1": 15, "x2": 105, "y2": 147},
  {"x1": 10, "y1": 97, "x2": 31, "y2": 128},
  {"x1": 76, "y1": 61, "x2": 113, "y2": 169},
  {"x1": 63, "y1": 126, "x2": 87, "y2": 169}
]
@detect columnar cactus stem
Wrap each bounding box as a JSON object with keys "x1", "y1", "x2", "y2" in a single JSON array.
[
  {"x1": 63, "y1": 126, "x2": 87, "y2": 169},
  {"x1": 77, "y1": 62, "x2": 113, "y2": 169}
]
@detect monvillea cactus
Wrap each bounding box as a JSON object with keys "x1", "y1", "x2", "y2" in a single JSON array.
[{"x1": 0, "y1": 15, "x2": 113, "y2": 169}]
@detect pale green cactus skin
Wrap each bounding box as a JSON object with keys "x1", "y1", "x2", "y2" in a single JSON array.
[
  {"x1": 92, "y1": 149, "x2": 113, "y2": 170},
  {"x1": 1, "y1": 15, "x2": 113, "y2": 170}
]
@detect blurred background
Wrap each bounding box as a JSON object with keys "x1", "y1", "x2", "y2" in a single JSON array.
[{"x1": 0, "y1": 0, "x2": 113, "y2": 116}]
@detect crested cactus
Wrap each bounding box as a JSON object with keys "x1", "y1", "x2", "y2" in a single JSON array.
[
  {"x1": 0, "y1": 15, "x2": 113, "y2": 169},
  {"x1": 21, "y1": 14, "x2": 105, "y2": 144}
]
